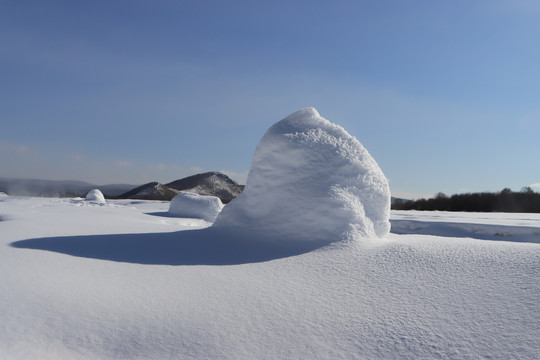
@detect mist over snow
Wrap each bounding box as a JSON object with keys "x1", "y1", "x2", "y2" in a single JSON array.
[{"x1": 214, "y1": 107, "x2": 391, "y2": 245}]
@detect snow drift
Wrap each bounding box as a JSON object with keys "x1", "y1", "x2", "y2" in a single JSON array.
[
  {"x1": 169, "y1": 192, "x2": 224, "y2": 222},
  {"x1": 85, "y1": 189, "x2": 106, "y2": 204},
  {"x1": 214, "y1": 107, "x2": 390, "y2": 243}
]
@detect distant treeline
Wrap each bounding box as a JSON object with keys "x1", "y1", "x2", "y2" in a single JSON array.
[{"x1": 392, "y1": 187, "x2": 540, "y2": 213}]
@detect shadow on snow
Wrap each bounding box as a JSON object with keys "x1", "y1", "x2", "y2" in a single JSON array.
[{"x1": 10, "y1": 228, "x2": 326, "y2": 265}]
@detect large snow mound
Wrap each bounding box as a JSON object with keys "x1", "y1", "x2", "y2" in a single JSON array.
[
  {"x1": 85, "y1": 189, "x2": 106, "y2": 204},
  {"x1": 169, "y1": 192, "x2": 224, "y2": 222},
  {"x1": 214, "y1": 107, "x2": 390, "y2": 243}
]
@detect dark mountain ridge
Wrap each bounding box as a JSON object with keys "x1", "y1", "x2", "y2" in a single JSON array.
[
  {"x1": 165, "y1": 172, "x2": 244, "y2": 203},
  {"x1": 0, "y1": 172, "x2": 244, "y2": 203},
  {"x1": 117, "y1": 172, "x2": 244, "y2": 203},
  {"x1": 118, "y1": 182, "x2": 180, "y2": 201}
]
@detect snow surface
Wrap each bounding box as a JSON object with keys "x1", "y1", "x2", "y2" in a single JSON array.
[
  {"x1": 169, "y1": 192, "x2": 224, "y2": 222},
  {"x1": 392, "y1": 210, "x2": 540, "y2": 243},
  {"x1": 214, "y1": 107, "x2": 391, "y2": 244},
  {"x1": 2, "y1": 109, "x2": 538, "y2": 358},
  {"x1": 85, "y1": 189, "x2": 106, "y2": 204},
  {"x1": 1, "y1": 196, "x2": 539, "y2": 359}
]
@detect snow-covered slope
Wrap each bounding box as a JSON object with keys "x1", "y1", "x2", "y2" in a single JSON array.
[
  {"x1": 1, "y1": 196, "x2": 539, "y2": 359},
  {"x1": 214, "y1": 107, "x2": 390, "y2": 244}
]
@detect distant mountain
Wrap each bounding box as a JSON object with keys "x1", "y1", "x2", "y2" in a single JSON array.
[
  {"x1": 0, "y1": 172, "x2": 245, "y2": 203},
  {"x1": 0, "y1": 178, "x2": 135, "y2": 197},
  {"x1": 165, "y1": 172, "x2": 244, "y2": 203},
  {"x1": 118, "y1": 172, "x2": 245, "y2": 203},
  {"x1": 118, "y1": 182, "x2": 180, "y2": 201}
]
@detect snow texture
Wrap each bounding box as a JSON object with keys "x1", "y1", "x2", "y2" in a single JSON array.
[
  {"x1": 85, "y1": 189, "x2": 106, "y2": 204},
  {"x1": 168, "y1": 192, "x2": 224, "y2": 222},
  {"x1": 214, "y1": 107, "x2": 391, "y2": 244},
  {"x1": 1, "y1": 196, "x2": 539, "y2": 359}
]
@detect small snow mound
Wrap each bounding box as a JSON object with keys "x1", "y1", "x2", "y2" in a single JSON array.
[
  {"x1": 85, "y1": 189, "x2": 106, "y2": 204},
  {"x1": 213, "y1": 107, "x2": 390, "y2": 244},
  {"x1": 0, "y1": 192, "x2": 7, "y2": 197},
  {"x1": 169, "y1": 192, "x2": 224, "y2": 222}
]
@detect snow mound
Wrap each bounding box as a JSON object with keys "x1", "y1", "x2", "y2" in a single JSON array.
[
  {"x1": 213, "y1": 107, "x2": 390, "y2": 244},
  {"x1": 85, "y1": 189, "x2": 106, "y2": 204},
  {"x1": 168, "y1": 192, "x2": 224, "y2": 222}
]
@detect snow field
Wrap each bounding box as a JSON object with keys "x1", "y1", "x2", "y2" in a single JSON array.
[
  {"x1": 1, "y1": 196, "x2": 539, "y2": 359},
  {"x1": 1, "y1": 108, "x2": 539, "y2": 359}
]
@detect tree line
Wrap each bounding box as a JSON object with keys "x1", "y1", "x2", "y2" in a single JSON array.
[{"x1": 392, "y1": 187, "x2": 540, "y2": 213}]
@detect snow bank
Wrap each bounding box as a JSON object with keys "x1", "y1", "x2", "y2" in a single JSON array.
[
  {"x1": 169, "y1": 192, "x2": 224, "y2": 222},
  {"x1": 214, "y1": 107, "x2": 390, "y2": 244},
  {"x1": 85, "y1": 189, "x2": 106, "y2": 204}
]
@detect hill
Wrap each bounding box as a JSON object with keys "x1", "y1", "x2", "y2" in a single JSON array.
[
  {"x1": 117, "y1": 182, "x2": 180, "y2": 201},
  {"x1": 117, "y1": 172, "x2": 244, "y2": 203},
  {"x1": 165, "y1": 172, "x2": 244, "y2": 203}
]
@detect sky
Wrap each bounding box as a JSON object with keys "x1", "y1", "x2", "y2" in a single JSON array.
[{"x1": 1, "y1": 0, "x2": 539, "y2": 199}]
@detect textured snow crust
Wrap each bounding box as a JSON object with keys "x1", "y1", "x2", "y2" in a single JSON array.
[
  {"x1": 1, "y1": 197, "x2": 539, "y2": 359},
  {"x1": 169, "y1": 192, "x2": 224, "y2": 222},
  {"x1": 214, "y1": 107, "x2": 391, "y2": 244},
  {"x1": 85, "y1": 189, "x2": 106, "y2": 204}
]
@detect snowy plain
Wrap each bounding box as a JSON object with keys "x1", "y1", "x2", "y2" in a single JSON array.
[
  {"x1": 1, "y1": 195, "x2": 539, "y2": 359},
  {"x1": 1, "y1": 108, "x2": 539, "y2": 359}
]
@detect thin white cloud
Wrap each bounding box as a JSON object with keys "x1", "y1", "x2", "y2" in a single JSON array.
[
  {"x1": 146, "y1": 163, "x2": 167, "y2": 171},
  {"x1": 0, "y1": 141, "x2": 30, "y2": 156},
  {"x1": 115, "y1": 161, "x2": 133, "y2": 168},
  {"x1": 70, "y1": 154, "x2": 84, "y2": 162},
  {"x1": 530, "y1": 183, "x2": 540, "y2": 189}
]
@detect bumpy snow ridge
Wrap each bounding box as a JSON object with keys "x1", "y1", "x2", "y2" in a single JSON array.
[
  {"x1": 169, "y1": 192, "x2": 224, "y2": 222},
  {"x1": 85, "y1": 189, "x2": 106, "y2": 204},
  {"x1": 213, "y1": 107, "x2": 390, "y2": 243}
]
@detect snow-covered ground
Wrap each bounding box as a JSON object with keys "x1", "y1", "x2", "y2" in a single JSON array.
[
  {"x1": 1, "y1": 109, "x2": 538, "y2": 359},
  {"x1": 1, "y1": 195, "x2": 539, "y2": 359}
]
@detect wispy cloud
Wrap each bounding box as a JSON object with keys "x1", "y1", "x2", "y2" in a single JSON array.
[
  {"x1": 70, "y1": 154, "x2": 84, "y2": 162},
  {"x1": 115, "y1": 161, "x2": 133, "y2": 168},
  {"x1": 530, "y1": 183, "x2": 540, "y2": 189},
  {"x1": 0, "y1": 141, "x2": 30, "y2": 156}
]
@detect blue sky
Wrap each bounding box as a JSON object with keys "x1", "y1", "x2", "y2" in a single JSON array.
[{"x1": 1, "y1": 0, "x2": 539, "y2": 198}]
